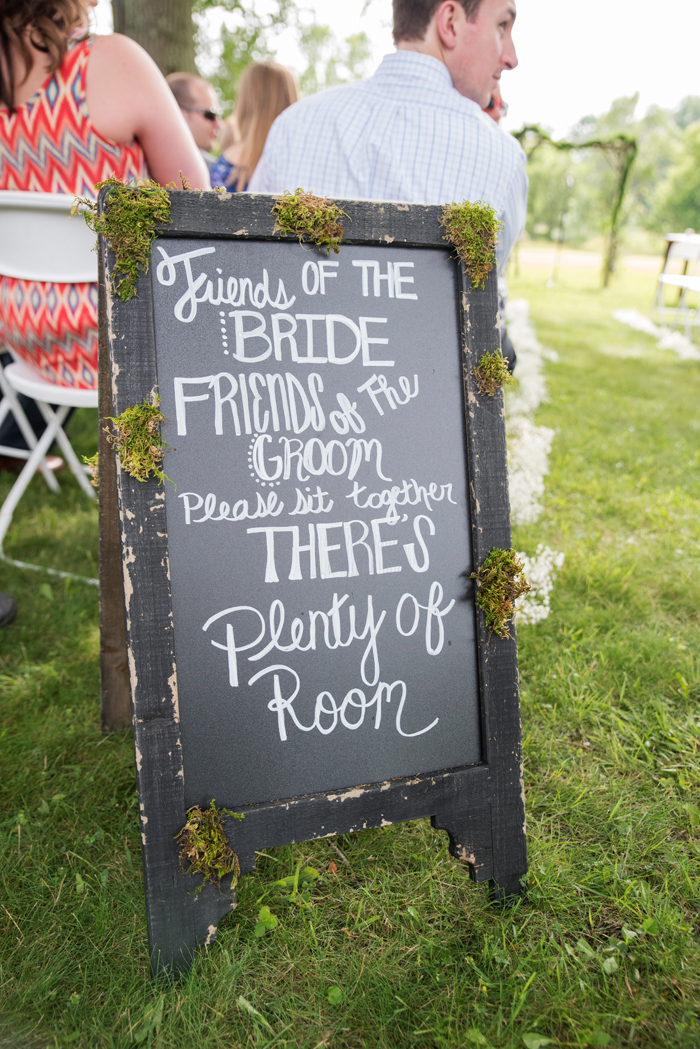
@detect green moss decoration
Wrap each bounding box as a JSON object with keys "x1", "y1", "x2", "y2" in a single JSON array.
[
  {"x1": 472, "y1": 548, "x2": 531, "y2": 639},
  {"x1": 105, "y1": 395, "x2": 171, "y2": 485},
  {"x1": 175, "y1": 800, "x2": 244, "y2": 893},
  {"x1": 83, "y1": 451, "x2": 99, "y2": 489},
  {"x1": 73, "y1": 175, "x2": 171, "y2": 301},
  {"x1": 473, "y1": 349, "x2": 515, "y2": 396},
  {"x1": 272, "y1": 188, "x2": 346, "y2": 255},
  {"x1": 439, "y1": 200, "x2": 503, "y2": 290}
]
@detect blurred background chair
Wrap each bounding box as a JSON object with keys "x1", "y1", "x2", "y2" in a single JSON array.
[
  {"x1": 651, "y1": 232, "x2": 700, "y2": 338},
  {"x1": 0, "y1": 190, "x2": 98, "y2": 583}
]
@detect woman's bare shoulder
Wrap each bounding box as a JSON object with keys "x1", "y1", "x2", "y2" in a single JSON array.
[{"x1": 89, "y1": 33, "x2": 162, "y2": 79}]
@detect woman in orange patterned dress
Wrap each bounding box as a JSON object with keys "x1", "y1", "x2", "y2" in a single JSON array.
[{"x1": 0, "y1": 0, "x2": 209, "y2": 465}]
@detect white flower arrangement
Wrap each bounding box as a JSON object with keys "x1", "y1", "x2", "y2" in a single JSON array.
[
  {"x1": 504, "y1": 299, "x2": 565, "y2": 625},
  {"x1": 504, "y1": 298, "x2": 557, "y2": 526},
  {"x1": 514, "y1": 545, "x2": 566, "y2": 625}
]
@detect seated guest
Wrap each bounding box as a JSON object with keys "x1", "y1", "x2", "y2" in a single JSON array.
[
  {"x1": 250, "y1": 0, "x2": 526, "y2": 274},
  {"x1": 0, "y1": 0, "x2": 209, "y2": 469},
  {"x1": 166, "y1": 72, "x2": 222, "y2": 172},
  {"x1": 211, "y1": 62, "x2": 299, "y2": 192}
]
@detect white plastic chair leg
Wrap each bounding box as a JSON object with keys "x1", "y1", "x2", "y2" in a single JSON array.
[
  {"x1": 36, "y1": 400, "x2": 95, "y2": 500},
  {"x1": 0, "y1": 363, "x2": 59, "y2": 491},
  {"x1": 0, "y1": 404, "x2": 97, "y2": 585}
]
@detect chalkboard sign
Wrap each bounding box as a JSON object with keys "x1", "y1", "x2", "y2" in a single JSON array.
[{"x1": 99, "y1": 191, "x2": 526, "y2": 976}]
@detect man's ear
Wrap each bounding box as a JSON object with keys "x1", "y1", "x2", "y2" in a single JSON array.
[{"x1": 434, "y1": 0, "x2": 465, "y2": 51}]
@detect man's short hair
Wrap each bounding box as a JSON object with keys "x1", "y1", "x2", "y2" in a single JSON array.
[
  {"x1": 166, "y1": 72, "x2": 210, "y2": 108},
  {"x1": 393, "y1": 0, "x2": 483, "y2": 42}
]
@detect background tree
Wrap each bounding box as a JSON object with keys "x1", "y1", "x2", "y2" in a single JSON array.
[
  {"x1": 195, "y1": 0, "x2": 293, "y2": 107},
  {"x1": 523, "y1": 93, "x2": 700, "y2": 250},
  {"x1": 296, "y1": 24, "x2": 371, "y2": 96},
  {"x1": 653, "y1": 122, "x2": 700, "y2": 232},
  {"x1": 197, "y1": 3, "x2": 371, "y2": 111},
  {"x1": 111, "y1": 0, "x2": 198, "y2": 74}
]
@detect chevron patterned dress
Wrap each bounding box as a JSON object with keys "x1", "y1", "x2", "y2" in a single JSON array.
[{"x1": 0, "y1": 36, "x2": 146, "y2": 389}]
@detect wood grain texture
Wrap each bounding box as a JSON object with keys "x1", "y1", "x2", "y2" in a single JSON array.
[
  {"x1": 99, "y1": 193, "x2": 236, "y2": 975},
  {"x1": 98, "y1": 251, "x2": 131, "y2": 733},
  {"x1": 459, "y1": 267, "x2": 527, "y2": 896},
  {"x1": 101, "y1": 189, "x2": 527, "y2": 976},
  {"x1": 160, "y1": 192, "x2": 445, "y2": 249}
]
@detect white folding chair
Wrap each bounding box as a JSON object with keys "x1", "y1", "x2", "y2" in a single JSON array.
[
  {"x1": 651, "y1": 233, "x2": 700, "y2": 338},
  {"x1": 0, "y1": 190, "x2": 99, "y2": 584}
]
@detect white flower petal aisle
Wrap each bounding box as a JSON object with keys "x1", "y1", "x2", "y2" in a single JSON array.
[
  {"x1": 613, "y1": 308, "x2": 700, "y2": 361},
  {"x1": 504, "y1": 299, "x2": 564, "y2": 625}
]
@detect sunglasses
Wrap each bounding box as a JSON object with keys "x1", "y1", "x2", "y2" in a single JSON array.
[
  {"x1": 486, "y1": 96, "x2": 509, "y2": 117},
  {"x1": 181, "y1": 105, "x2": 220, "y2": 122}
]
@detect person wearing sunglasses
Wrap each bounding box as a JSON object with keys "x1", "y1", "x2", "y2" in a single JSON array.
[
  {"x1": 166, "y1": 72, "x2": 222, "y2": 171},
  {"x1": 483, "y1": 82, "x2": 508, "y2": 123}
]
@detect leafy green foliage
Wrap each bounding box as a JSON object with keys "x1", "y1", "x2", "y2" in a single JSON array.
[
  {"x1": 196, "y1": 3, "x2": 369, "y2": 111},
  {"x1": 473, "y1": 350, "x2": 515, "y2": 397},
  {"x1": 520, "y1": 93, "x2": 700, "y2": 253},
  {"x1": 73, "y1": 176, "x2": 171, "y2": 302},
  {"x1": 653, "y1": 122, "x2": 700, "y2": 233},
  {"x1": 175, "y1": 800, "x2": 244, "y2": 892},
  {"x1": 105, "y1": 396, "x2": 170, "y2": 485},
  {"x1": 298, "y1": 24, "x2": 371, "y2": 96},
  {"x1": 439, "y1": 200, "x2": 503, "y2": 289},
  {"x1": 196, "y1": 0, "x2": 294, "y2": 107},
  {"x1": 272, "y1": 188, "x2": 346, "y2": 254},
  {"x1": 1, "y1": 264, "x2": 700, "y2": 1045},
  {"x1": 253, "y1": 905, "x2": 278, "y2": 937},
  {"x1": 327, "y1": 984, "x2": 343, "y2": 1005},
  {"x1": 673, "y1": 95, "x2": 700, "y2": 130}
]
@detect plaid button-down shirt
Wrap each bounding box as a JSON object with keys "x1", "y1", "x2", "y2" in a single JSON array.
[{"x1": 249, "y1": 50, "x2": 527, "y2": 272}]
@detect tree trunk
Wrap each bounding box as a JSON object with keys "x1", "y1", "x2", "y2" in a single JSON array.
[{"x1": 111, "y1": 0, "x2": 197, "y2": 76}]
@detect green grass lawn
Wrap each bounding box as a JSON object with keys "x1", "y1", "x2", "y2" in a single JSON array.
[{"x1": 1, "y1": 260, "x2": 699, "y2": 1049}]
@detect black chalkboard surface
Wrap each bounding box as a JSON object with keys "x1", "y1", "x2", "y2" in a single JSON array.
[{"x1": 99, "y1": 191, "x2": 526, "y2": 977}]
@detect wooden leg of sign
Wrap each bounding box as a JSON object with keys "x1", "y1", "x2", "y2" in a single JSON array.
[
  {"x1": 431, "y1": 803, "x2": 494, "y2": 883},
  {"x1": 489, "y1": 873, "x2": 527, "y2": 903},
  {"x1": 431, "y1": 801, "x2": 527, "y2": 902},
  {"x1": 98, "y1": 270, "x2": 131, "y2": 733}
]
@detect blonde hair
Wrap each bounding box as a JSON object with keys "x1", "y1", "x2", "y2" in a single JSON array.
[
  {"x1": 0, "y1": 0, "x2": 92, "y2": 112},
  {"x1": 229, "y1": 61, "x2": 299, "y2": 191}
]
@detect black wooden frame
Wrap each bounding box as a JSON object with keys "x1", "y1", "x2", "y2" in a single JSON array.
[{"x1": 99, "y1": 190, "x2": 526, "y2": 977}]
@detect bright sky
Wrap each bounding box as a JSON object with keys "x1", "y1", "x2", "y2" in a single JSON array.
[{"x1": 93, "y1": 0, "x2": 700, "y2": 136}]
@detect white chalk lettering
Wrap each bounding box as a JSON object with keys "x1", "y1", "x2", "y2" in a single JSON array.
[
  {"x1": 173, "y1": 372, "x2": 325, "y2": 437},
  {"x1": 245, "y1": 666, "x2": 436, "y2": 742},
  {"x1": 179, "y1": 490, "x2": 284, "y2": 523},
  {"x1": 156, "y1": 246, "x2": 296, "y2": 323},
  {"x1": 204, "y1": 592, "x2": 386, "y2": 694},
  {"x1": 351, "y1": 261, "x2": 417, "y2": 300},
  {"x1": 359, "y1": 317, "x2": 393, "y2": 367},
  {"x1": 247, "y1": 513, "x2": 434, "y2": 581},
  {"x1": 251, "y1": 435, "x2": 390, "y2": 484},
  {"x1": 357, "y1": 373, "x2": 419, "y2": 416},
  {"x1": 346, "y1": 478, "x2": 456, "y2": 523},
  {"x1": 395, "y1": 581, "x2": 455, "y2": 655}
]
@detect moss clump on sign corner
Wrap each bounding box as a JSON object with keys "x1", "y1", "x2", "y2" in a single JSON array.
[
  {"x1": 73, "y1": 175, "x2": 171, "y2": 301},
  {"x1": 105, "y1": 396, "x2": 171, "y2": 485},
  {"x1": 439, "y1": 200, "x2": 503, "y2": 289},
  {"x1": 473, "y1": 350, "x2": 514, "y2": 396},
  {"x1": 472, "y1": 548, "x2": 531, "y2": 639},
  {"x1": 175, "y1": 800, "x2": 244, "y2": 893},
  {"x1": 272, "y1": 188, "x2": 346, "y2": 254}
]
